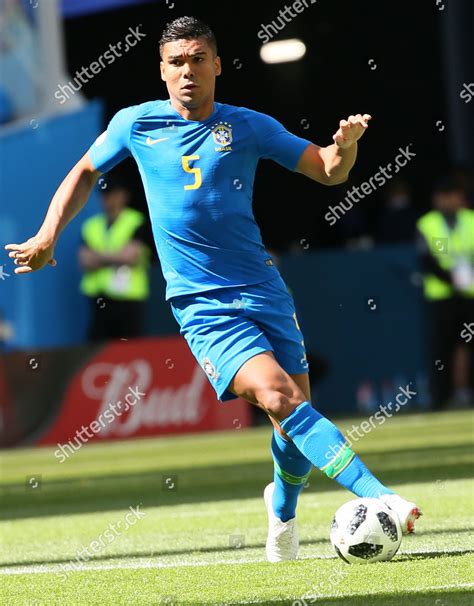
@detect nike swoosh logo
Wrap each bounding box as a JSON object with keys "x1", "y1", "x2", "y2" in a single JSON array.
[{"x1": 146, "y1": 136, "x2": 169, "y2": 145}]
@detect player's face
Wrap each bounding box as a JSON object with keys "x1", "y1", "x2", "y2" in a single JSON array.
[{"x1": 160, "y1": 38, "x2": 221, "y2": 109}]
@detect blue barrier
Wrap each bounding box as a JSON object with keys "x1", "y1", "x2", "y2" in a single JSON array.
[
  {"x1": 61, "y1": 0, "x2": 155, "y2": 18},
  {"x1": 0, "y1": 101, "x2": 103, "y2": 348},
  {"x1": 279, "y1": 246, "x2": 428, "y2": 414}
]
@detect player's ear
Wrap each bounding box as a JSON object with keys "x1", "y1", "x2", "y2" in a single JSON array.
[
  {"x1": 160, "y1": 60, "x2": 166, "y2": 82},
  {"x1": 215, "y1": 56, "x2": 222, "y2": 77}
]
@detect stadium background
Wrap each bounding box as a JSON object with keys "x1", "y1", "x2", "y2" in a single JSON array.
[
  {"x1": 0, "y1": 0, "x2": 472, "y2": 442},
  {"x1": 1, "y1": 2, "x2": 473, "y2": 605}
]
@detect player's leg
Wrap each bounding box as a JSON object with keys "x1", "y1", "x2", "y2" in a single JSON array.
[
  {"x1": 264, "y1": 371, "x2": 310, "y2": 437},
  {"x1": 229, "y1": 351, "x2": 421, "y2": 533},
  {"x1": 229, "y1": 351, "x2": 393, "y2": 498},
  {"x1": 229, "y1": 352, "x2": 311, "y2": 561},
  {"x1": 241, "y1": 276, "x2": 421, "y2": 532},
  {"x1": 256, "y1": 371, "x2": 314, "y2": 524},
  {"x1": 232, "y1": 277, "x2": 394, "y2": 501}
]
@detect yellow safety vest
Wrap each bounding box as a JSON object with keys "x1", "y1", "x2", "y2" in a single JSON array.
[
  {"x1": 80, "y1": 208, "x2": 150, "y2": 301},
  {"x1": 417, "y1": 209, "x2": 474, "y2": 300}
]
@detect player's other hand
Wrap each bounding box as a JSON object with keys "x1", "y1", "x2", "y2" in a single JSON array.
[
  {"x1": 4, "y1": 235, "x2": 57, "y2": 274},
  {"x1": 333, "y1": 114, "x2": 372, "y2": 149}
]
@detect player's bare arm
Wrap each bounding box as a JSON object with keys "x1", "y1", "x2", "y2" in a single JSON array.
[
  {"x1": 5, "y1": 152, "x2": 100, "y2": 274},
  {"x1": 296, "y1": 113, "x2": 372, "y2": 186}
]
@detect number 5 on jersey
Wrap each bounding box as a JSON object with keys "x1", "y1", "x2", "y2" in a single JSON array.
[{"x1": 182, "y1": 155, "x2": 202, "y2": 190}]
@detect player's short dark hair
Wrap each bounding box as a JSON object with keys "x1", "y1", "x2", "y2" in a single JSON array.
[{"x1": 159, "y1": 16, "x2": 217, "y2": 58}]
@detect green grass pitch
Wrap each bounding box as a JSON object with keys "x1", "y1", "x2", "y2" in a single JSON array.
[{"x1": 1, "y1": 409, "x2": 473, "y2": 605}]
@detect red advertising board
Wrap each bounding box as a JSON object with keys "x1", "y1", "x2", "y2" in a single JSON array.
[{"x1": 37, "y1": 336, "x2": 251, "y2": 445}]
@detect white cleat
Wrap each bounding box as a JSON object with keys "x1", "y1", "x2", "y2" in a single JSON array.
[
  {"x1": 379, "y1": 493, "x2": 423, "y2": 534},
  {"x1": 264, "y1": 482, "x2": 299, "y2": 562}
]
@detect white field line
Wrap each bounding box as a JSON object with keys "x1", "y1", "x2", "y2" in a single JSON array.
[
  {"x1": 0, "y1": 557, "x2": 272, "y2": 575},
  {"x1": 0, "y1": 549, "x2": 471, "y2": 576}
]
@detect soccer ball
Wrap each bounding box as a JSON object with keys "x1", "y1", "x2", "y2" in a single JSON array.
[{"x1": 330, "y1": 498, "x2": 402, "y2": 564}]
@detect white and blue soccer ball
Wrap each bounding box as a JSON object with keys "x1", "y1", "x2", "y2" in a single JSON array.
[{"x1": 330, "y1": 498, "x2": 402, "y2": 564}]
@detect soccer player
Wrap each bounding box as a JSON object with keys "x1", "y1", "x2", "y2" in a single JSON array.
[{"x1": 5, "y1": 16, "x2": 421, "y2": 562}]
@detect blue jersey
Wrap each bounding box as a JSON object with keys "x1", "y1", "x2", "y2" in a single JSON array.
[{"x1": 88, "y1": 99, "x2": 311, "y2": 300}]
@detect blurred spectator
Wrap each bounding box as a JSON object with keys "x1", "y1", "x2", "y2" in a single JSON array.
[
  {"x1": 416, "y1": 176, "x2": 474, "y2": 409},
  {"x1": 79, "y1": 175, "x2": 153, "y2": 342},
  {"x1": 376, "y1": 179, "x2": 418, "y2": 244},
  {"x1": 452, "y1": 166, "x2": 474, "y2": 207}
]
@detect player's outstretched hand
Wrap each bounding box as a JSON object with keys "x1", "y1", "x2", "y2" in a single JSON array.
[
  {"x1": 4, "y1": 236, "x2": 57, "y2": 274},
  {"x1": 333, "y1": 114, "x2": 372, "y2": 149}
]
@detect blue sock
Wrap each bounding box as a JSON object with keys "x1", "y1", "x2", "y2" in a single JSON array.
[
  {"x1": 280, "y1": 402, "x2": 393, "y2": 498},
  {"x1": 271, "y1": 429, "x2": 313, "y2": 522}
]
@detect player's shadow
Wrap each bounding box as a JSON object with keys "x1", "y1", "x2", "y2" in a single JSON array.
[
  {"x1": 1, "y1": 442, "x2": 472, "y2": 520},
  {"x1": 394, "y1": 548, "x2": 474, "y2": 561},
  {"x1": 0, "y1": 536, "x2": 327, "y2": 568},
  {"x1": 1, "y1": 534, "x2": 473, "y2": 570}
]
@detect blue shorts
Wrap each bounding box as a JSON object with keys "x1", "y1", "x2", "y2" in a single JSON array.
[{"x1": 170, "y1": 275, "x2": 309, "y2": 402}]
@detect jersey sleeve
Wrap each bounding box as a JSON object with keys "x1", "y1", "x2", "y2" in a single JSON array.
[
  {"x1": 245, "y1": 110, "x2": 312, "y2": 171},
  {"x1": 88, "y1": 106, "x2": 137, "y2": 173}
]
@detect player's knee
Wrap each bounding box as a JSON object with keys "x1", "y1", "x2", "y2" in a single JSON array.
[{"x1": 256, "y1": 386, "x2": 305, "y2": 421}]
